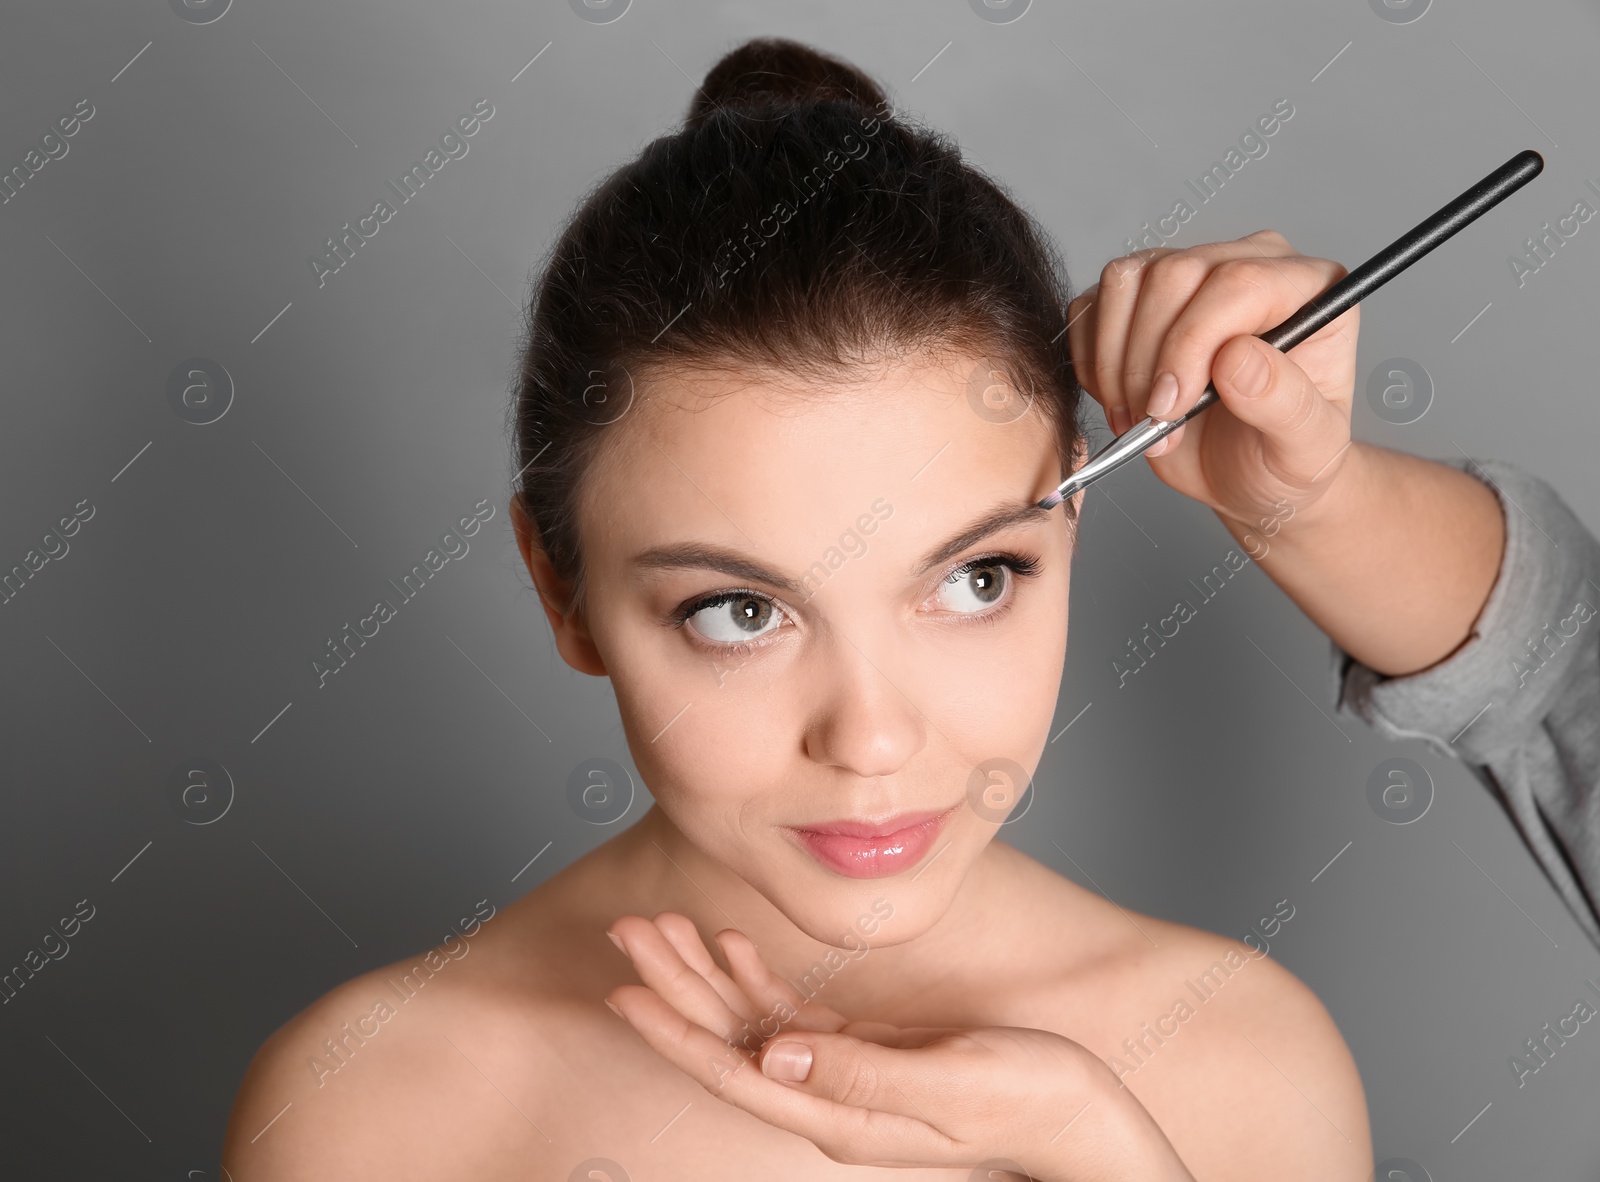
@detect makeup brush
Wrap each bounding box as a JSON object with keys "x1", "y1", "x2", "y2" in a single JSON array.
[{"x1": 1038, "y1": 148, "x2": 1544, "y2": 511}]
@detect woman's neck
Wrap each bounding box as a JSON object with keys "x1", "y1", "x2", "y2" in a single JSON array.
[{"x1": 602, "y1": 803, "x2": 1031, "y2": 1017}]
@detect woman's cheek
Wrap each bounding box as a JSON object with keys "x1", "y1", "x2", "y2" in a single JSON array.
[
  {"x1": 613, "y1": 649, "x2": 785, "y2": 809},
  {"x1": 927, "y1": 600, "x2": 1066, "y2": 765}
]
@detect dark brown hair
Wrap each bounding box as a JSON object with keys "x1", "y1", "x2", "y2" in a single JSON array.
[{"x1": 509, "y1": 36, "x2": 1083, "y2": 616}]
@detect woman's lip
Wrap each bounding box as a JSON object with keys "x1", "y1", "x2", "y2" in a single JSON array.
[
  {"x1": 790, "y1": 805, "x2": 958, "y2": 879},
  {"x1": 794, "y1": 805, "x2": 956, "y2": 839}
]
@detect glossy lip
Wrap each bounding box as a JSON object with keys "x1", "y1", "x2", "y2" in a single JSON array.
[
  {"x1": 795, "y1": 806, "x2": 956, "y2": 839},
  {"x1": 788, "y1": 804, "x2": 960, "y2": 879}
]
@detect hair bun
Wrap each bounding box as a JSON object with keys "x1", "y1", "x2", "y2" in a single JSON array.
[{"x1": 686, "y1": 37, "x2": 888, "y2": 129}]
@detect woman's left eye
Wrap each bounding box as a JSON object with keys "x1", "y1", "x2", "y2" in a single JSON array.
[{"x1": 931, "y1": 555, "x2": 1039, "y2": 615}]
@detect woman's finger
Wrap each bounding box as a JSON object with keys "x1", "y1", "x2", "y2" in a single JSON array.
[
  {"x1": 756, "y1": 1030, "x2": 957, "y2": 1119},
  {"x1": 714, "y1": 929, "x2": 851, "y2": 1034},
  {"x1": 607, "y1": 914, "x2": 754, "y2": 1043},
  {"x1": 651, "y1": 912, "x2": 764, "y2": 1026},
  {"x1": 838, "y1": 1020, "x2": 962, "y2": 1049},
  {"x1": 607, "y1": 984, "x2": 954, "y2": 1168}
]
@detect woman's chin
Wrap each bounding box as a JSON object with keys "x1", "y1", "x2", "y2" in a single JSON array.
[{"x1": 746, "y1": 858, "x2": 967, "y2": 953}]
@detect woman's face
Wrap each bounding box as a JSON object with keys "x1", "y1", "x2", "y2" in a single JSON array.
[{"x1": 541, "y1": 351, "x2": 1080, "y2": 947}]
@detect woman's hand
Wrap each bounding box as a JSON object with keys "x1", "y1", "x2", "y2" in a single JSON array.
[
  {"x1": 603, "y1": 912, "x2": 1195, "y2": 1180},
  {"x1": 1066, "y1": 229, "x2": 1359, "y2": 534}
]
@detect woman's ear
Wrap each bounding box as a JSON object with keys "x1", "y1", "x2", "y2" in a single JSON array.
[{"x1": 510, "y1": 496, "x2": 608, "y2": 677}]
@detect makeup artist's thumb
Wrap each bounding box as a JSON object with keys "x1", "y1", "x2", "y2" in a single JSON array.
[{"x1": 1211, "y1": 335, "x2": 1344, "y2": 466}]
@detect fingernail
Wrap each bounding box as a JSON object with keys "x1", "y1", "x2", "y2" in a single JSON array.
[
  {"x1": 1229, "y1": 342, "x2": 1271, "y2": 398},
  {"x1": 1146, "y1": 371, "x2": 1178, "y2": 418},
  {"x1": 761, "y1": 1040, "x2": 813, "y2": 1082},
  {"x1": 604, "y1": 998, "x2": 624, "y2": 1018},
  {"x1": 1110, "y1": 404, "x2": 1132, "y2": 435},
  {"x1": 607, "y1": 930, "x2": 628, "y2": 956}
]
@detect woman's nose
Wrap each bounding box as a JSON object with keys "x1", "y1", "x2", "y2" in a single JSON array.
[{"x1": 800, "y1": 632, "x2": 927, "y2": 777}]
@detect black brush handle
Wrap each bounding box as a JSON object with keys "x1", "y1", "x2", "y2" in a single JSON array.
[
  {"x1": 1043, "y1": 149, "x2": 1545, "y2": 507},
  {"x1": 1177, "y1": 148, "x2": 1545, "y2": 423}
]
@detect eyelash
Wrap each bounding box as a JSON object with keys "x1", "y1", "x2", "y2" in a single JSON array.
[{"x1": 668, "y1": 549, "x2": 1045, "y2": 654}]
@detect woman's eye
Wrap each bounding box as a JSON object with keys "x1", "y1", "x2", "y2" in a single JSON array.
[
  {"x1": 685, "y1": 594, "x2": 786, "y2": 644},
  {"x1": 935, "y1": 561, "x2": 1010, "y2": 613}
]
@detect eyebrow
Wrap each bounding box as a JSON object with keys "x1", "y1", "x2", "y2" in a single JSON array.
[{"x1": 630, "y1": 498, "x2": 1054, "y2": 595}]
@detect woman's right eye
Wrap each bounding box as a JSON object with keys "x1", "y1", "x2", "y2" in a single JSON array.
[{"x1": 684, "y1": 594, "x2": 787, "y2": 645}]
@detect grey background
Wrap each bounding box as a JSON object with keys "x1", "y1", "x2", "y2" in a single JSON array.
[{"x1": 2, "y1": 0, "x2": 1597, "y2": 1177}]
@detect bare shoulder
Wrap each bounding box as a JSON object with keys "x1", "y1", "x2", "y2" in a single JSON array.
[
  {"x1": 1073, "y1": 907, "x2": 1372, "y2": 1181},
  {"x1": 989, "y1": 848, "x2": 1369, "y2": 1179},
  {"x1": 220, "y1": 894, "x2": 608, "y2": 1181}
]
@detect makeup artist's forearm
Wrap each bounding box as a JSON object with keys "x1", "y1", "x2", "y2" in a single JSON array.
[{"x1": 1217, "y1": 442, "x2": 1506, "y2": 677}]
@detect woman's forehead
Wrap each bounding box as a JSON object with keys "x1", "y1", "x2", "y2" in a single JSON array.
[
  {"x1": 620, "y1": 352, "x2": 1045, "y2": 446},
  {"x1": 577, "y1": 355, "x2": 1062, "y2": 568}
]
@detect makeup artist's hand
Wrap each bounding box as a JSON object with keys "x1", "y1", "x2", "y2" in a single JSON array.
[
  {"x1": 1067, "y1": 230, "x2": 1358, "y2": 535},
  {"x1": 1066, "y1": 229, "x2": 1513, "y2": 678},
  {"x1": 604, "y1": 913, "x2": 1195, "y2": 1180}
]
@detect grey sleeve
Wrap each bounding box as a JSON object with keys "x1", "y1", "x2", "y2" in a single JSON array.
[{"x1": 1331, "y1": 456, "x2": 1600, "y2": 949}]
